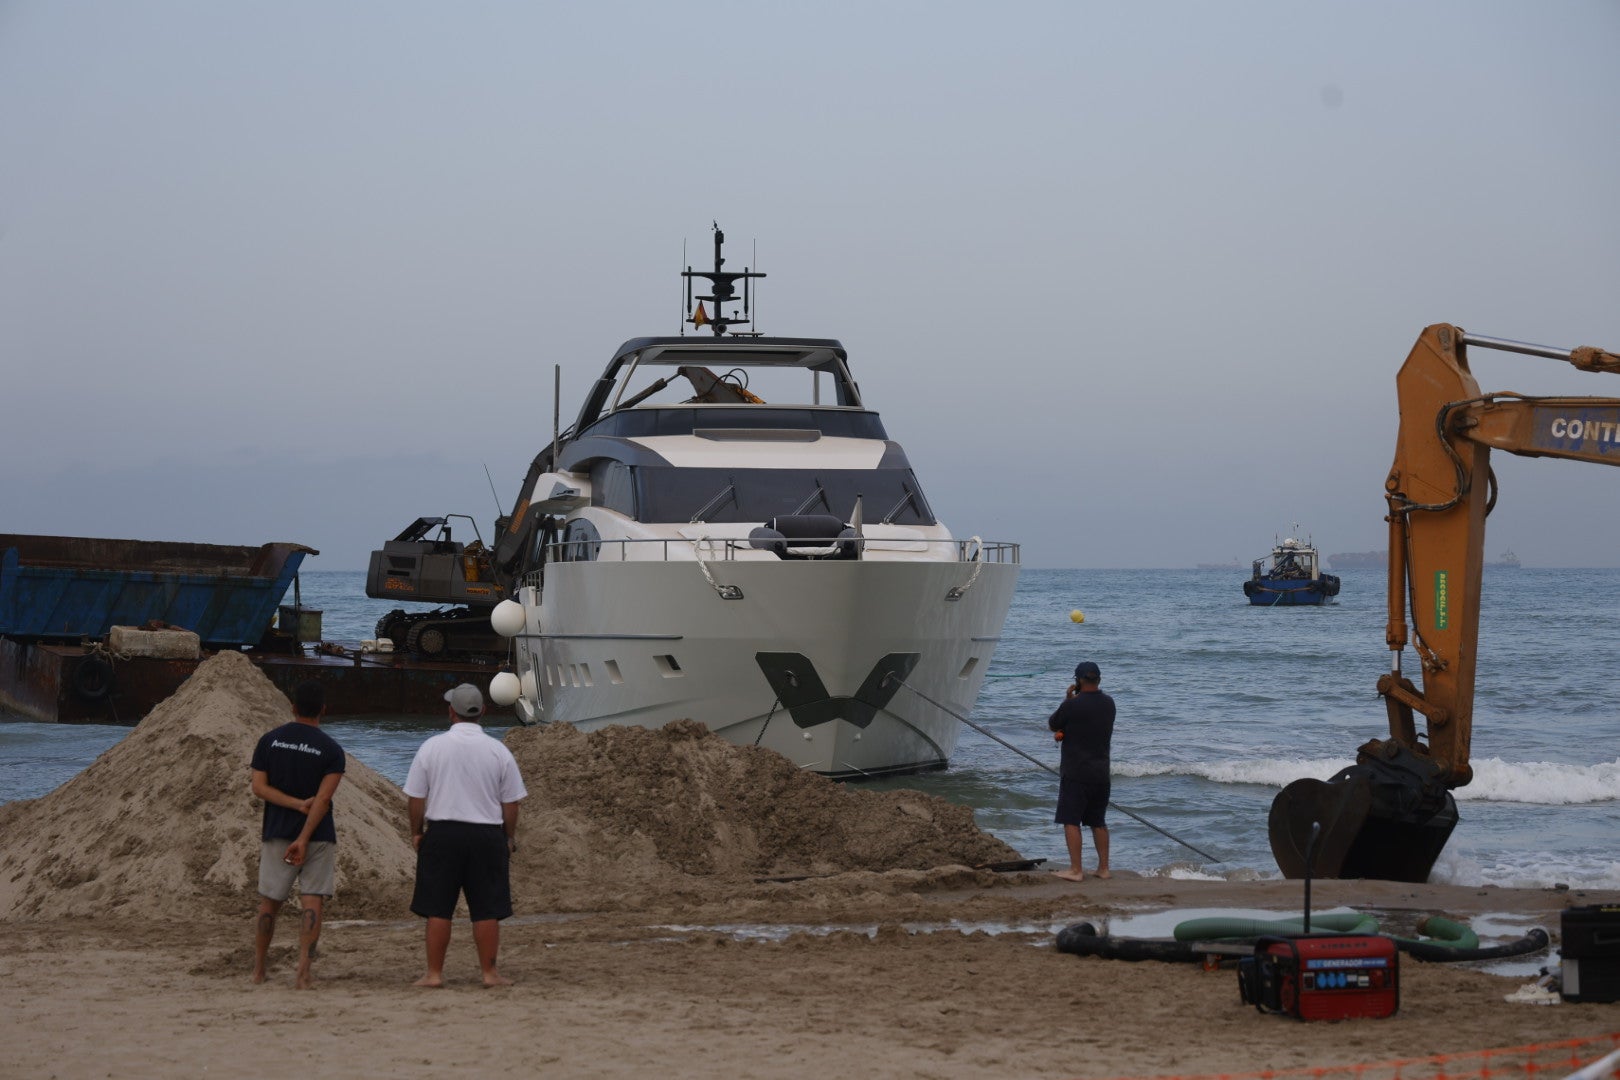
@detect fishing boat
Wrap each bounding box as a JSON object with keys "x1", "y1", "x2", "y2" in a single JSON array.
[
  {"x1": 491, "y1": 226, "x2": 1020, "y2": 778},
  {"x1": 1243, "y1": 529, "x2": 1340, "y2": 606}
]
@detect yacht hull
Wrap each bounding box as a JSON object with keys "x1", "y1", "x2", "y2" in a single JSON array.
[{"x1": 511, "y1": 559, "x2": 1018, "y2": 777}]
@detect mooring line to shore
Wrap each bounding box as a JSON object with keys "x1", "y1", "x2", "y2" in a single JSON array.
[{"x1": 884, "y1": 674, "x2": 1224, "y2": 864}]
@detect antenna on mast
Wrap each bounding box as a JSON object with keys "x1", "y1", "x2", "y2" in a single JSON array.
[
  {"x1": 681, "y1": 222, "x2": 765, "y2": 336},
  {"x1": 483, "y1": 463, "x2": 505, "y2": 519}
]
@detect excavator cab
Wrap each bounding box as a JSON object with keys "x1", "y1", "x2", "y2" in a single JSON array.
[
  {"x1": 365, "y1": 516, "x2": 495, "y2": 603},
  {"x1": 1267, "y1": 323, "x2": 1620, "y2": 883}
]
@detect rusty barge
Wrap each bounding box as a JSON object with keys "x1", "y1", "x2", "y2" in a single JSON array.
[{"x1": 0, "y1": 534, "x2": 507, "y2": 723}]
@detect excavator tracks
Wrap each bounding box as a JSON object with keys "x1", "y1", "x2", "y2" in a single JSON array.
[{"x1": 373, "y1": 607, "x2": 505, "y2": 661}]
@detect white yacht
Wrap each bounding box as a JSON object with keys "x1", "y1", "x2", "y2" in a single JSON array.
[{"x1": 493, "y1": 228, "x2": 1019, "y2": 777}]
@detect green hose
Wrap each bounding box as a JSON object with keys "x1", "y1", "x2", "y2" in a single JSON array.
[
  {"x1": 1058, "y1": 919, "x2": 1547, "y2": 966},
  {"x1": 1173, "y1": 912, "x2": 1380, "y2": 941},
  {"x1": 1394, "y1": 915, "x2": 1479, "y2": 951},
  {"x1": 1173, "y1": 913, "x2": 1482, "y2": 953}
]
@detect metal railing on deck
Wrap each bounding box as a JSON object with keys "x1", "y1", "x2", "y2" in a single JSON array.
[{"x1": 519, "y1": 535, "x2": 1018, "y2": 586}]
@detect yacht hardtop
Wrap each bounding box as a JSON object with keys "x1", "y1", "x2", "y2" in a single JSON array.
[{"x1": 557, "y1": 337, "x2": 935, "y2": 537}]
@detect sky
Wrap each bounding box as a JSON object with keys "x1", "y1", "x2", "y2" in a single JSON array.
[{"x1": 3, "y1": 2, "x2": 1619, "y2": 570}]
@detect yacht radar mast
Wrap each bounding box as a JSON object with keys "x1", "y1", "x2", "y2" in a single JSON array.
[{"x1": 683, "y1": 222, "x2": 765, "y2": 336}]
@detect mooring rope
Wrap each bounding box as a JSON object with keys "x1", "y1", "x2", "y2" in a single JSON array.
[
  {"x1": 754, "y1": 696, "x2": 781, "y2": 747},
  {"x1": 692, "y1": 534, "x2": 724, "y2": 593},
  {"x1": 952, "y1": 536, "x2": 987, "y2": 597},
  {"x1": 883, "y1": 673, "x2": 1223, "y2": 863}
]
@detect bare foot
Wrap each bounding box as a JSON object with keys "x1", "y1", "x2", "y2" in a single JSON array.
[
  {"x1": 1095, "y1": 869, "x2": 1112, "y2": 880},
  {"x1": 251, "y1": 969, "x2": 266, "y2": 984},
  {"x1": 482, "y1": 973, "x2": 513, "y2": 988},
  {"x1": 413, "y1": 974, "x2": 444, "y2": 989},
  {"x1": 295, "y1": 969, "x2": 314, "y2": 990},
  {"x1": 1052, "y1": 868, "x2": 1085, "y2": 882}
]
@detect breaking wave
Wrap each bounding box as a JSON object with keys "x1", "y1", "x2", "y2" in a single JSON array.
[
  {"x1": 1117, "y1": 756, "x2": 1620, "y2": 805},
  {"x1": 1428, "y1": 849, "x2": 1620, "y2": 891}
]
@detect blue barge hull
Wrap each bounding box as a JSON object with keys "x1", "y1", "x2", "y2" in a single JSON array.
[
  {"x1": 1243, "y1": 576, "x2": 1340, "y2": 606},
  {"x1": 0, "y1": 535, "x2": 315, "y2": 647}
]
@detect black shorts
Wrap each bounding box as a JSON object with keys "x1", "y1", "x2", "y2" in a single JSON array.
[
  {"x1": 410, "y1": 820, "x2": 512, "y2": 922},
  {"x1": 1055, "y1": 774, "x2": 1110, "y2": 829}
]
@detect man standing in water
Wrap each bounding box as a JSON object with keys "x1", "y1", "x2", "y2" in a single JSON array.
[
  {"x1": 1048, "y1": 660, "x2": 1114, "y2": 882},
  {"x1": 405, "y1": 683, "x2": 528, "y2": 988},
  {"x1": 250, "y1": 680, "x2": 345, "y2": 988}
]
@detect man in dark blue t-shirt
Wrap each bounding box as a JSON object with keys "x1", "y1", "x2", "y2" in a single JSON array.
[
  {"x1": 249, "y1": 680, "x2": 344, "y2": 988},
  {"x1": 1047, "y1": 660, "x2": 1115, "y2": 883}
]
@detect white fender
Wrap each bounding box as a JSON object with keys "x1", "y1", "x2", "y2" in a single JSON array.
[
  {"x1": 491, "y1": 599, "x2": 526, "y2": 638},
  {"x1": 488, "y1": 670, "x2": 521, "y2": 706}
]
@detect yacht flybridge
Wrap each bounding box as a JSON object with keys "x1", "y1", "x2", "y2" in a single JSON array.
[{"x1": 490, "y1": 226, "x2": 1019, "y2": 777}]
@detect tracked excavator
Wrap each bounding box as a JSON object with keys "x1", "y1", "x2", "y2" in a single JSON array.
[
  {"x1": 1269, "y1": 323, "x2": 1620, "y2": 883},
  {"x1": 366, "y1": 515, "x2": 509, "y2": 659},
  {"x1": 365, "y1": 365, "x2": 764, "y2": 658}
]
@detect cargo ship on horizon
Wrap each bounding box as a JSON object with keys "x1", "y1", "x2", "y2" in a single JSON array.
[
  {"x1": 1327, "y1": 549, "x2": 1521, "y2": 571},
  {"x1": 1326, "y1": 550, "x2": 1384, "y2": 571}
]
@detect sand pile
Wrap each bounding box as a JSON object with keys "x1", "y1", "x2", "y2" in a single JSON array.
[
  {"x1": 0, "y1": 670, "x2": 1019, "y2": 922},
  {"x1": 0, "y1": 651, "x2": 415, "y2": 922},
  {"x1": 505, "y1": 720, "x2": 1019, "y2": 909}
]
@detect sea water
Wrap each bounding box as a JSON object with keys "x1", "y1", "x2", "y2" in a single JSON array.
[{"x1": 3, "y1": 568, "x2": 1616, "y2": 889}]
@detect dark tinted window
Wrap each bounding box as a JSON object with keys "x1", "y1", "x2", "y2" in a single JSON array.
[
  {"x1": 590, "y1": 461, "x2": 636, "y2": 516},
  {"x1": 630, "y1": 467, "x2": 935, "y2": 525}
]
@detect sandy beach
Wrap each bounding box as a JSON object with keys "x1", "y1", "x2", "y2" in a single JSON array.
[
  {"x1": 2, "y1": 654, "x2": 1616, "y2": 1078},
  {"x1": 3, "y1": 874, "x2": 1618, "y2": 1079}
]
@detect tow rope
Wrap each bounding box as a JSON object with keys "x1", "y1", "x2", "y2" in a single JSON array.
[{"x1": 882, "y1": 673, "x2": 1223, "y2": 864}]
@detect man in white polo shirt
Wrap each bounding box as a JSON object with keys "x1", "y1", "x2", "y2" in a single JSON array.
[{"x1": 404, "y1": 683, "x2": 528, "y2": 988}]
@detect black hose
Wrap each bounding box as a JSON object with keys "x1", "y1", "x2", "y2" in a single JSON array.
[
  {"x1": 1396, "y1": 927, "x2": 1549, "y2": 963},
  {"x1": 1054, "y1": 923, "x2": 1550, "y2": 965},
  {"x1": 1054, "y1": 923, "x2": 1203, "y2": 963}
]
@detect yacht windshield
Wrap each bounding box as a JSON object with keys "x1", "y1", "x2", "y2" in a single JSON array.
[{"x1": 592, "y1": 465, "x2": 936, "y2": 526}]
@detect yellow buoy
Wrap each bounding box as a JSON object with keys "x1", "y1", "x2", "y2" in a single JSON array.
[{"x1": 1070, "y1": 610, "x2": 1085, "y2": 624}]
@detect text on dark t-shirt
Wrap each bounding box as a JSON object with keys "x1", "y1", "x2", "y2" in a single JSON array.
[{"x1": 250, "y1": 721, "x2": 345, "y2": 842}]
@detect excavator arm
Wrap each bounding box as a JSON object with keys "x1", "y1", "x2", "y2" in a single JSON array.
[
  {"x1": 1270, "y1": 323, "x2": 1620, "y2": 883},
  {"x1": 490, "y1": 447, "x2": 559, "y2": 590},
  {"x1": 488, "y1": 364, "x2": 751, "y2": 586}
]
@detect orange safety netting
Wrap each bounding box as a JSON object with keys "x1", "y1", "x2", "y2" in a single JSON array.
[{"x1": 1090, "y1": 1033, "x2": 1620, "y2": 1080}]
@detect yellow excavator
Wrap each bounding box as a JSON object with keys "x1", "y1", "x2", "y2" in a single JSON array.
[{"x1": 1269, "y1": 323, "x2": 1620, "y2": 882}]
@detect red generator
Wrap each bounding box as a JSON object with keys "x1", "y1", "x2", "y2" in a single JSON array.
[{"x1": 1238, "y1": 935, "x2": 1400, "y2": 1021}]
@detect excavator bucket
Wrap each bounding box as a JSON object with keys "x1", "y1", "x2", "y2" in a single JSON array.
[
  {"x1": 1269, "y1": 762, "x2": 1459, "y2": 884},
  {"x1": 1269, "y1": 775, "x2": 1372, "y2": 879}
]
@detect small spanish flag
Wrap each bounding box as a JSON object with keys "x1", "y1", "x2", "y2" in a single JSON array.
[{"x1": 692, "y1": 302, "x2": 710, "y2": 328}]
